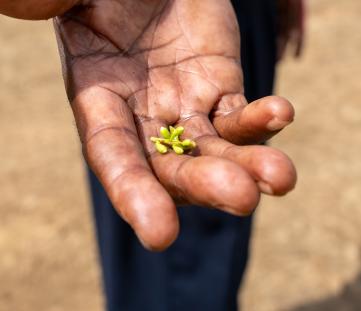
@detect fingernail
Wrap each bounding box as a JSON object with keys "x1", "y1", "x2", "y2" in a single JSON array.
[
  {"x1": 266, "y1": 118, "x2": 291, "y2": 131},
  {"x1": 257, "y1": 181, "x2": 274, "y2": 195}
]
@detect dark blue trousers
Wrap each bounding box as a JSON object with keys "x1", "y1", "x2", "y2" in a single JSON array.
[{"x1": 88, "y1": 1, "x2": 277, "y2": 310}]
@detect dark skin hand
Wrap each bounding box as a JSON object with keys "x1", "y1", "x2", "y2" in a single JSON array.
[{"x1": 1, "y1": 0, "x2": 297, "y2": 251}]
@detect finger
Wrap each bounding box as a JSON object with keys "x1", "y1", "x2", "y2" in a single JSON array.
[
  {"x1": 73, "y1": 87, "x2": 179, "y2": 251},
  {"x1": 196, "y1": 137, "x2": 297, "y2": 196},
  {"x1": 141, "y1": 118, "x2": 260, "y2": 216},
  {"x1": 150, "y1": 153, "x2": 260, "y2": 216},
  {"x1": 179, "y1": 114, "x2": 297, "y2": 195},
  {"x1": 213, "y1": 95, "x2": 294, "y2": 145}
]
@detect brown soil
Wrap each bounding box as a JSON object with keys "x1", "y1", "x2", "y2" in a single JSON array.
[{"x1": 1, "y1": 1, "x2": 361, "y2": 310}]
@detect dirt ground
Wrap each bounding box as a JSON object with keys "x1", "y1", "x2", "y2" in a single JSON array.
[{"x1": 1, "y1": 1, "x2": 361, "y2": 310}]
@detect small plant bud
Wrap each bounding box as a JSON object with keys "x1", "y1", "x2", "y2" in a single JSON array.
[
  {"x1": 169, "y1": 126, "x2": 176, "y2": 134},
  {"x1": 190, "y1": 141, "x2": 197, "y2": 148},
  {"x1": 160, "y1": 127, "x2": 170, "y2": 139},
  {"x1": 151, "y1": 126, "x2": 195, "y2": 155},
  {"x1": 150, "y1": 137, "x2": 161, "y2": 143},
  {"x1": 174, "y1": 126, "x2": 184, "y2": 136},
  {"x1": 155, "y1": 141, "x2": 168, "y2": 154},
  {"x1": 181, "y1": 139, "x2": 192, "y2": 147},
  {"x1": 172, "y1": 145, "x2": 184, "y2": 155},
  {"x1": 170, "y1": 126, "x2": 184, "y2": 140}
]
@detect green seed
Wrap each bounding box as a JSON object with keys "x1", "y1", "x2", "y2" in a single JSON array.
[{"x1": 155, "y1": 141, "x2": 168, "y2": 154}]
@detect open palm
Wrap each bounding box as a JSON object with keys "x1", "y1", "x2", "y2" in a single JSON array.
[{"x1": 54, "y1": 0, "x2": 296, "y2": 250}]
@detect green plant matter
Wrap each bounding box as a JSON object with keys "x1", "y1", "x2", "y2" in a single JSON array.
[{"x1": 150, "y1": 126, "x2": 197, "y2": 155}]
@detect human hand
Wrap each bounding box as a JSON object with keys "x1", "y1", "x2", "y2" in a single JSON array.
[
  {"x1": 53, "y1": 0, "x2": 296, "y2": 250},
  {"x1": 277, "y1": 0, "x2": 305, "y2": 60}
]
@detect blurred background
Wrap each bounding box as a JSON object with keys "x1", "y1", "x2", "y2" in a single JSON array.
[{"x1": 1, "y1": 0, "x2": 361, "y2": 310}]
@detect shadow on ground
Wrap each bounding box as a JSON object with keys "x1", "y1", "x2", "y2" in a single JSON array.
[{"x1": 289, "y1": 272, "x2": 361, "y2": 311}]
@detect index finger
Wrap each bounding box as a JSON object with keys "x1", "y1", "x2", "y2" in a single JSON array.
[{"x1": 72, "y1": 86, "x2": 179, "y2": 251}]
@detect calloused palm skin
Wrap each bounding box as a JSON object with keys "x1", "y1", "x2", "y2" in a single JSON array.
[{"x1": 0, "y1": 0, "x2": 297, "y2": 251}]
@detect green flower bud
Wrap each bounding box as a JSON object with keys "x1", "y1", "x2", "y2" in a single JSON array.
[
  {"x1": 181, "y1": 139, "x2": 192, "y2": 147},
  {"x1": 181, "y1": 139, "x2": 196, "y2": 149},
  {"x1": 151, "y1": 126, "x2": 195, "y2": 155},
  {"x1": 155, "y1": 141, "x2": 168, "y2": 154},
  {"x1": 170, "y1": 126, "x2": 184, "y2": 141},
  {"x1": 160, "y1": 127, "x2": 170, "y2": 139},
  {"x1": 190, "y1": 141, "x2": 197, "y2": 148},
  {"x1": 169, "y1": 126, "x2": 176, "y2": 134},
  {"x1": 174, "y1": 126, "x2": 184, "y2": 136},
  {"x1": 150, "y1": 137, "x2": 161, "y2": 143},
  {"x1": 172, "y1": 145, "x2": 184, "y2": 155}
]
